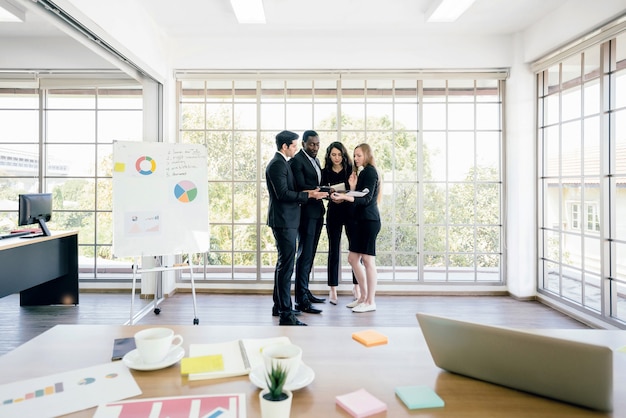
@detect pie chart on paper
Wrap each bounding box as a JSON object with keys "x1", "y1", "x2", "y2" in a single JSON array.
[{"x1": 174, "y1": 180, "x2": 198, "y2": 203}]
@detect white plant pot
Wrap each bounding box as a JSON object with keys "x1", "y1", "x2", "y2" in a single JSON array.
[{"x1": 259, "y1": 388, "x2": 293, "y2": 418}]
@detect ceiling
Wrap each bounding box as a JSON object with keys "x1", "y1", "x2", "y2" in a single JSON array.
[{"x1": 1, "y1": 0, "x2": 570, "y2": 40}]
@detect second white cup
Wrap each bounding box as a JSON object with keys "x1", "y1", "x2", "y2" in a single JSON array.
[
  {"x1": 262, "y1": 343, "x2": 302, "y2": 384},
  {"x1": 134, "y1": 327, "x2": 183, "y2": 364}
]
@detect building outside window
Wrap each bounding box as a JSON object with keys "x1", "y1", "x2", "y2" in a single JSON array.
[{"x1": 536, "y1": 26, "x2": 626, "y2": 325}]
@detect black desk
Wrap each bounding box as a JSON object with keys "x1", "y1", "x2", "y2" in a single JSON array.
[{"x1": 0, "y1": 231, "x2": 78, "y2": 305}]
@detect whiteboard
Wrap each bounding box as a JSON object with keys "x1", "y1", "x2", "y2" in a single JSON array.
[{"x1": 112, "y1": 141, "x2": 209, "y2": 257}]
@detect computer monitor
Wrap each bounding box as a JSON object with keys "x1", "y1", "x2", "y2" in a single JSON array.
[{"x1": 18, "y1": 193, "x2": 52, "y2": 236}]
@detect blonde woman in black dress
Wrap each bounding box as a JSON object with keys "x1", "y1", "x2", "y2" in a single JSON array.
[{"x1": 330, "y1": 143, "x2": 381, "y2": 313}]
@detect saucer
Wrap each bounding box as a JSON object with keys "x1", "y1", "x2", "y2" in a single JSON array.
[
  {"x1": 249, "y1": 362, "x2": 315, "y2": 391},
  {"x1": 122, "y1": 347, "x2": 185, "y2": 371}
]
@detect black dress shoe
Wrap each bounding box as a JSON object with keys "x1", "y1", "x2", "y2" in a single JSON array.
[
  {"x1": 307, "y1": 291, "x2": 326, "y2": 303},
  {"x1": 295, "y1": 303, "x2": 322, "y2": 314},
  {"x1": 272, "y1": 306, "x2": 301, "y2": 317},
  {"x1": 279, "y1": 312, "x2": 307, "y2": 326}
]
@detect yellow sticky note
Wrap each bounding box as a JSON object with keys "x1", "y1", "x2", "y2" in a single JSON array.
[
  {"x1": 113, "y1": 162, "x2": 126, "y2": 172},
  {"x1": 180, "y1": 354, "x2": 224, "y2": 375}
]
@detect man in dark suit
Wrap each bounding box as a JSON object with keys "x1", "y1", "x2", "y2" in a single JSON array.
[
  {"x1": 290, "y1": 130, "x2": 327, "y2": 314},
  {"x1": 266, "y1": 130, "x2": 327, "y2": 326}
]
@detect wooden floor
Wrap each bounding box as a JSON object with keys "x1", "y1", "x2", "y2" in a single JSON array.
[{"x1": 0, "y1": 291, "x2": 590, "y2": 356}]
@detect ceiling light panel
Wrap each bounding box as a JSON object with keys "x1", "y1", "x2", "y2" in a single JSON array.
[
  {"x1": 426, "y1": 0, "x2": 476, "y2": 23},
  {"x1": 229, "y1": 0, "x2": 266, "y2": 24}
]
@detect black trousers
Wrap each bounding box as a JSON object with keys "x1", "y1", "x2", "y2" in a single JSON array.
[
  {"x1": 326, "y1": 209, "x2": 358, "y2": 286},
  {"x1": 271, "y1": 226, "x2": 298, "y2": 313},
  {"x1": 294, "y1": 215, "x2": 323, "y2": 304}
]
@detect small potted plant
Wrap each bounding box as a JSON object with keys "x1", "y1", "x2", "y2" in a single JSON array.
[{"x1": 259, "y1": 363, "x2": 293, "y2": 418}]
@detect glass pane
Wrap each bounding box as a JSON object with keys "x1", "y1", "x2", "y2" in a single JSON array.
[
  {"x1": 562, "y1": 120, "x2": 581, "y2": 178},
  {"x1": 314, "y1": 103, "x2": 337, "y2": 129},
  {"x1": 583, "y1": 272, "x2": 601, "y2": 312},
  {"x1": 423, "y1": 183, "x2": 446, "y2": 224},
  {"x1": 208, "y1": 183, "x2": 232, "y2": 223},
  {"x1": 583, "y1": 116, "x2": 600, "y2": 176},
  {"x1": 583, "y1": 79, "x2": 600, "y2": 116},
  {"x1": 448, "y1": 132, "x2": 474, "y2": 182},
  {"x1": 422, "y1": 103, "x2": 446, "y2": 130},
  {"x1": 395, "y1": 225, "x2": 418, "y2": 252},
  {"x1": 98, "y1": 110, "x2": 142, "y2": 143},
  {"x1": 395, "y1": 103, "x2": 418, "y2": 130},
  {"x1": 234, "y1": 103, "x2": 257, "y2": 130},
  {"x1": 544, "y1": 229, "x2": 561, "y2": 262},
  {"x1": 616, "y1": 109, "x2": 626, "y2": 174},
  {"x1": 234, "y1": 132, "x2": 257, "y2": 181},
  {"x1": 367, "y1": 103, "x2": 392, "y2": 130},
  {"x1": 476, "y1": 184, "x2": 500, "y2": 224},
  {"x1": 423, "y1": 132, "x2": 446, "y2": 181},
  {"x1": 342, "y1": 104, "x2": 365, "y2": 129},
  {"x1": 0, "y1": 109, "x2": 38, "y2": 143},
  {"x1": 544, "y1": 125, "x2": 560, "y2": 177},
  {"x1": 561, "y1": 86, "x2": 581, "y2": 121},
  {"x1": 476, "y1": 103, "x2": 499, "y2": 130},
  {"x1": 0, "y1": 144, "x2": 39, "y2": 176},
  {"x1": 393, "y1": 183, "x2": 417, "y2": 224},
  {"x1": 234, "y1": 182, "x2": 257, "y2": 223},
  {"x1": 47, "y1": 89, "x2": 96, "y2": 109},
  {"x1": 615, "y1": 70, "x2": 626, "y2": 109},
  {"x1": 47, "y1": 110, "x2": 95, "y2": 143},
  {"x1": 614, "y1": 177, "x2": 626, "y2": 241},
  {"x1": 394, "y1": 133, "x2": 418, "y2": 181},
  {"x1": 46, "y1": 144, "x2": 95, "y2": 176},
  {"x1": 448, "y1": 103, "x2": 474, "y2": 130},
  {"x1": 286, "y1": 103, "x2": 313, "y2": 131},
  {"x1": 475, "y1": 132, "x2": 500, "y2": 179},
  {"x1": 546, "y1": 93, "x2": 560, "y2": 126},
  {"x1": 207, "y1": 131, "x2": 232, "y2": 180}
]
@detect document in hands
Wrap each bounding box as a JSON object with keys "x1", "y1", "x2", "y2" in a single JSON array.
[
  {"x1": 330, "y1": 182, "x2": 346, "y2": 192},
  {"x1": 346, "y1": 188, "x2": 369, "y2": 197},
  {"x1": 184, "y1": 336, "x2": 291, "y2": 381}
]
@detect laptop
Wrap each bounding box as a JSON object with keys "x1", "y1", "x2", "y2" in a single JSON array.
[{"x1": 416, "y1": 312, "x2": 613, "y2": 411}]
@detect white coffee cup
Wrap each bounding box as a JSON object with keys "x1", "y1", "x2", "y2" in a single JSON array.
[
  {"x1": 262, "y1": 343, "x2": 302, "y2": 384},
  {"x1": 134, "y1": 327, "x2": 183, "y2": 364}
]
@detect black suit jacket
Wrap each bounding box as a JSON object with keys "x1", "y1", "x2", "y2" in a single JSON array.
[
  {"x1": 290, "y1": 150, "x2": 325, "y2": 219},
  {"x1": 352, "y1": 165, "x2": 381, "y2": 221},
  {"x1": 266, "y1": 152, "x2": 308, "y2": 229}
]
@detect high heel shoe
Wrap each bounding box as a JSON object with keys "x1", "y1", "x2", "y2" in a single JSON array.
[{"x1": 329, "y1": 289, "x2": 338, "y2": 305}]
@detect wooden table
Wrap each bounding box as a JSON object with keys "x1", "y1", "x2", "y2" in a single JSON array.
[{"x1": 0, "y1": 324, "x2": 625, "y2": 417}]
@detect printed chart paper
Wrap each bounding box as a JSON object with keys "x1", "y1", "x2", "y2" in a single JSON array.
[
  {"x1": 0, "y1": 362, "x2": 141, "y2": 418},
  {"x1": 93, "y1": 393, "x2": 246, "y2": 418}
]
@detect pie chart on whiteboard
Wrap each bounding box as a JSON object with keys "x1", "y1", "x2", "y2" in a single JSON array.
[{"x1": 174, "y1": 180, "x2": 198, "y2": 203}]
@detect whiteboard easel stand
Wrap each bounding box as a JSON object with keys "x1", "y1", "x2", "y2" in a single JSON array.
[{"x1": 126, "y1": 254, "x2": 199, "y2": 325}]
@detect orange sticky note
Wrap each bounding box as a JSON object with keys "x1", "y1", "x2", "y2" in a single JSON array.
[{"x1": 352, "y1": 329, "x2": 388, "y2": 347}]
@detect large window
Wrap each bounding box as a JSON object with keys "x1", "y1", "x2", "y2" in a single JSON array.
[
  {"x1": 0, "y1": 80, "x2": 143, "y2": 279},
  {"x1": 537, "y1": 26, "x2": 626, "y2": 325},
  {"x1": 177, "y1": 73, "x2": 504, "y2": 285}
]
